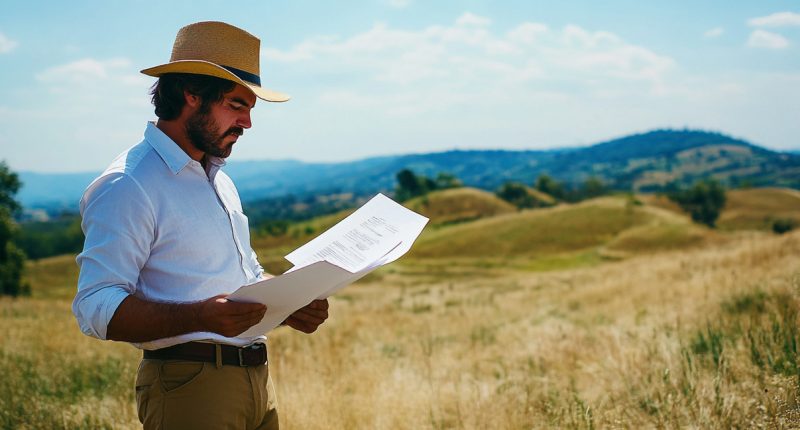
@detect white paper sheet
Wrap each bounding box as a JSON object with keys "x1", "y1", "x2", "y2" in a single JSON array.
[{"x1": 228, "y1": 193, "x2": 428, "y2": 337}]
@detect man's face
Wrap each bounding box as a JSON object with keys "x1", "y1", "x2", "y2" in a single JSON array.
[{"x1": 185, "y1": 84, "x2": 257, "y2": 159}]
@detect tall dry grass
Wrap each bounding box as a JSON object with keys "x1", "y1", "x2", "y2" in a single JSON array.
[
  {"x1": 3, "y1": 231, "x2": 799, "y2": 428},
  {"x1": 271, "y1": 230, "x2": 800, "y2": 428}
]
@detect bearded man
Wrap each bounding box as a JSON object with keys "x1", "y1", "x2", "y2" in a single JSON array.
[{"x1": 73, "y1": 21, "x2": 328, "y2": 429}]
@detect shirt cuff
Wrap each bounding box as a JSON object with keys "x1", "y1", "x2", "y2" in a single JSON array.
[{"x1": 74, "y1": 286, "x2": 131, "y2": 340}]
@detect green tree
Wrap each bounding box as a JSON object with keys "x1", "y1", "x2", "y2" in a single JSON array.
[
  {"x1": 0, "y1": 161, "x2": 29, "y2": 296},
  {"x1": 396, "y1": 169, "x2": 424, "y2": 201},
  {"x1": 395, "y1": 169, "x2": 436, "y2": 201},
  {"x1": 580, "y1": 177, "x2": 607, "y2": 200},
  {"x1": 534, "y1": 174, "x2": 565, "y2": 200},
  {"x1": 496, "y1": 182, "x2": 532, "y2": 208},
  {"x1": 494, "y1": 182, "x2": 554, "y2": 209},
  {"x1": 395, "y1": 169, "x2": 463, "y2": 201},
  {"x1": 668, "y1": 179, "x2": 727, "y2": 228}
]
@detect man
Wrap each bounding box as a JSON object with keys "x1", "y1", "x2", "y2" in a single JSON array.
[{"x1": 73, "y1": 21, "x2": 328, "y2": 429}]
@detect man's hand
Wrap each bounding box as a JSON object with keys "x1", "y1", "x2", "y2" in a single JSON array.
[
  {"x1": 197, "y1": 295, "x2": 267, "y2": 338},
  {"x1": 283, "y1": 299, "x2": 329, "y2": 334},
  {"x1": 106, "y1": 294, "x2": 267, "y2": 343}
]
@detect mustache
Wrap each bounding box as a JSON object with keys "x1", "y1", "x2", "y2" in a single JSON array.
[{"x1": 226, "y1": 127, "x2": 244, "y2": 137}]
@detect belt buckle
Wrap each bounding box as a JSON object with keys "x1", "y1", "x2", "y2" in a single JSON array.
[{"x1": 239, "y1": 343, "x2": 265, "y2": 367}]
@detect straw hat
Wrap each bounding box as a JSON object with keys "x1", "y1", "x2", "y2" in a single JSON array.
[{"x1": 141, "y1": 21, "x2": 289, "y2": 102}]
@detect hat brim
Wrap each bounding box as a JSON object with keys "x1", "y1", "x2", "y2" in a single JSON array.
[{"x1": 141, "y1": 60, "x2": 290, "y2": 102}]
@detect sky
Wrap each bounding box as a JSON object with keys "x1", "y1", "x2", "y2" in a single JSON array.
[{"x1": 1, "y1": 0, "x2": 799, "y2": 173}]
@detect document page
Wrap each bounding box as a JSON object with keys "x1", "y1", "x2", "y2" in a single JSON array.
[
  {"x1": 229, "y1": 193, "x2": 429, "y2": 336},
  {"x1": 285, "y1": 193, "x2": 426, "y2": 273}
]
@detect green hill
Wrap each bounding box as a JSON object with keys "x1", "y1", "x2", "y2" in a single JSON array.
[
  {"x1": 404, "y1": 187, "x2": 517, "y2": 225},
  {"x1": 411, "y1": 197, "x2": 679, "y2": 257},
  {"x1": 603, "y1": 205, "x2": 715, "y2": 257}
]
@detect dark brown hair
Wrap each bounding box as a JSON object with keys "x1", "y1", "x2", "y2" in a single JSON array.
[{"x1": 149, "y1": 73, "x2": 237, "y2": 120}]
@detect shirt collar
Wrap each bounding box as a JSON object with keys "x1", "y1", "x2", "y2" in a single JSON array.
[
  {"x1": 144, "y1": 122, "x2": 227, "y2": 179},
  {"x1": 145, "y1": 122, "x2": 192, "y2": 175},
  {"x1": 205, "y1": 154, "x2": 226, "y2": 181}
]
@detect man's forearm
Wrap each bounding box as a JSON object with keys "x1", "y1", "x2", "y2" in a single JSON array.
[
  {"x1": 106, "y1": 293, "x2": 267, "y2": 343},
  {"x1": 106, "y1": 295, "x2": 204, "y2": 343}
]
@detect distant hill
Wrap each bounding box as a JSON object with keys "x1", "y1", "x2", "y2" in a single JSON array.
[
  {"x1": 403, "y1": 188, "x2": 517, "y2": 225},
  {"x1": 17, "y1": 129, "x2": 800, "y2": 212},
  {"x1": 17, "y1": 171, "x2": 100, "y2": 213}
]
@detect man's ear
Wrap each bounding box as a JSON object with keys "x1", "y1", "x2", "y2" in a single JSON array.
[{"x1": 183, "y1": 90, "x2": 201, "y2": 109}]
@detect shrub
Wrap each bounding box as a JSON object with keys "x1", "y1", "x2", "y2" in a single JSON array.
[
  {"x1": 772, "y1": 218, "x2": 796, "y2": 235},
  {"x1": 668, "y1": 180, "x2": 726, "y2": 228}
]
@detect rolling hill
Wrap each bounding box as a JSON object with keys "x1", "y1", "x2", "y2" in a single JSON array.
[
  {"x1": 406, "y1": 195, "x2": 718, "y2": 264},
  {"x1": 403, "y1": 188, "x2": 517, "y2": 225},
  {"x1": 248, "y1": 189, "x2": 728, "y2": 274}
]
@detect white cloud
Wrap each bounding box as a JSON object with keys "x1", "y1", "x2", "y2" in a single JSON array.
[
  {"x1": 249, "y1": 14, "x2": 689, "y2": 165},
  {"x1": 748, "y1": 11, "x2": 800, "y2": 27},
  {"x1": 36, "y1": 58, "x2": 135, "y2": 84},
  {"x1": 33, "y1": 57, "x2": 150, "y2": 117},
  {"x1": 507, "y1": 22, "x2": 549, "y2": 44},
  {"x1": 456, "y1": 12, "x2": 492, "y2": 27},
  {"x1": 747, "y1": 30, "x2": 790, "y2": 50},
  {"x1": 0, "y1": 32, "x2": 18, "y2": 53},
  {"x1": 704, "y1": 27, "x2": 724, "y2": 38},
  {"x1": 263, "y1": 15, "x2": 675, "y2": 98}
]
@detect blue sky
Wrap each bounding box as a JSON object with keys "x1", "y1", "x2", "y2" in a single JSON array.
[{"x1": 1, "y1": 1, "x2": 798, "y2": 172}]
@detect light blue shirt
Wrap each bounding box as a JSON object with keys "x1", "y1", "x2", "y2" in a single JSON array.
[{"x1": 73, "y1": 122, "x2": 267, "y2": 350}]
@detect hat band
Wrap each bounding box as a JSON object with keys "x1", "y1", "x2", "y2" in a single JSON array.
[{"x1": 220, "y1": 64, "x2": 261, "y2": 86}]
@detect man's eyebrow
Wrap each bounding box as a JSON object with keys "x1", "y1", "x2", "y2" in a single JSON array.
[{"x1": 229, "y1": 97, "x2": 252, "y2": 108}]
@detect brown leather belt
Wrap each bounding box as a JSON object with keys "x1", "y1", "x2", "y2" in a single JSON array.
[{"x1": 143, "y1": 341, "x2": 267, "y2": 367}]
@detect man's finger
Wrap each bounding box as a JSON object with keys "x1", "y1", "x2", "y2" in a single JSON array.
[
  {"x1": 295, "y1": 308, "x2": 328, "y2": 319},
  {"x1": 289, "y1": 310, "x2": 326, "y2": 326},
  {"x1": 284, "y1": 316, "x2": 316, "y2": 334}
]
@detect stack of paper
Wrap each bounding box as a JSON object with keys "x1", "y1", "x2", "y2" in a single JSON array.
[{"x1": 229, "y1": 193, "x2": 428, "y2": 337}]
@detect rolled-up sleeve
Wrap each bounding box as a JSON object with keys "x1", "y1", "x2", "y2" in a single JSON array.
[{"x1": 73, "y1": 173, "x2": 155, "y2": 340}]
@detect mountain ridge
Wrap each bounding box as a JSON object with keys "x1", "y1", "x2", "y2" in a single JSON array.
[{"x1": 17, "y1": 129, "x2": 800, "y2": 212}]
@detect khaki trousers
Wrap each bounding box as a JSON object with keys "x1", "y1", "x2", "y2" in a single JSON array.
[{"x1": 135, "y1": 358, "x2": 279, "y2": 430}]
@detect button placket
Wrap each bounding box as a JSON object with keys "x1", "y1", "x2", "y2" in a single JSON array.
[{"x1": 207, "y1": 178, "x2": 250, "y2": 279}]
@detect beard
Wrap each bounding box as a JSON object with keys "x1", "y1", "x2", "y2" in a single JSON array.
[{"x1": 185, "y1": 104, "x2": 244, "y2": 158}]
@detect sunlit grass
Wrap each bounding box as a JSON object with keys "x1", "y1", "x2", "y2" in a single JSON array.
[
  {"x1": 718, "y1": 188, "x2": 800, "y2": 231},
  {"x1": 8, "y1": 191, "x2": 800, "y2": 428}
]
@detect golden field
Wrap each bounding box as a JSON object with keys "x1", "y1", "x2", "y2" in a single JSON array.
[{"x1": 3, "y1": 190, "x2": 800, "y2": 429}]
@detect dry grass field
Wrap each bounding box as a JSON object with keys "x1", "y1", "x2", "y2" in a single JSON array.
[
  {"x1": 2, "y1": 192, "x2": 799, "y2": 428},
  {"x1": 718, "y1": 188, "x2": 800, "y2": 231}
]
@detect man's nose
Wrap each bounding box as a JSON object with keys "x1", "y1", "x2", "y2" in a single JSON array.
[{"x1": 237, "y1": 111, "x2": 252, "y2": 129}]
